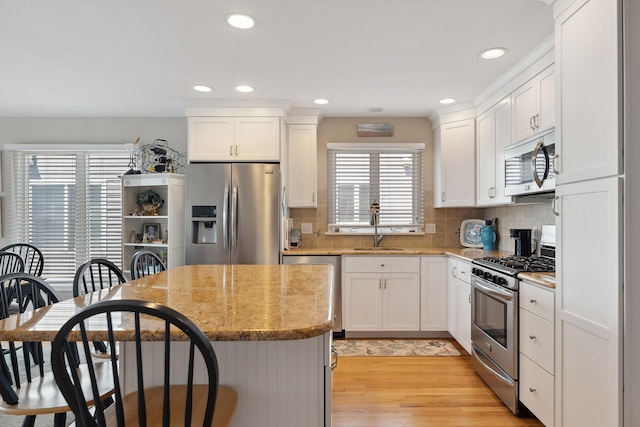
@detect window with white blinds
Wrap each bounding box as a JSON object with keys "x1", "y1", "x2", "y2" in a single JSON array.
[
  {"x1": 8, "y1": 148, "x2": 128, "y2": 286},
  {"x1": 327, "y1": 143, "x2": 424, "y2": 233}
]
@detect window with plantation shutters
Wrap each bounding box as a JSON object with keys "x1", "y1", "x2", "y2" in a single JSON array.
[
  {"x1": 327, "y1": 143, "x2": 424, "y2": 233},
  {"x1": 7, "y1": 147, "x2": 128, "y2": 288}
]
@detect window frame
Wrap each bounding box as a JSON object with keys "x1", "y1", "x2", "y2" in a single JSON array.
[{"x1": 327, "y1": 142, "x2": 425, "y2": 235}]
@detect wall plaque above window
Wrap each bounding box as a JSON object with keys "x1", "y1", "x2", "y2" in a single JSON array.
[{"x1": 357, "y1": 123, "x2": 394, "y2": 137}]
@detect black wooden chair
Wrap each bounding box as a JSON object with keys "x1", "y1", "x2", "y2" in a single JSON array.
[
  {"x1": 0, "y1": 244, "x2": 44, "y2": 277},
  {"x1": 73, "y1": 259, "x2": 127, "y2": 357},
  {"x1": 51, "y1": 299, "x2": 238, "y2": 427},
  {"x1": 0, "y1": 252, "x2": 25, "y2": 317},
  {"x1": 130, "y1": 250, "x2": 166, "y2": 280},
  {"x1": 0, "y1": 273, "x2": 114, "y2": 427}
]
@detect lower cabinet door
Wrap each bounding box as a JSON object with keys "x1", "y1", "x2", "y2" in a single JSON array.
[
  {"x1": 382, "y1": 273, "x2": 420, "y2": 331},
  {"x1": 343, "y1": 273, "x2": 383, "y2": 331},
  {"x1": 520, "y1": 354, "x2": 554, "y2": 427}
]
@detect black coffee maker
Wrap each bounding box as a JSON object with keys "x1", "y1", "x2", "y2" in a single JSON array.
[{"x1": 510, "y1": 228, "x2": 532, "y2": 257}]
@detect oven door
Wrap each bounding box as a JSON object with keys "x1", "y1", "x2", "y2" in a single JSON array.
[{"x1": 471, "y1": 274, "x2": 518, "y2": 379}]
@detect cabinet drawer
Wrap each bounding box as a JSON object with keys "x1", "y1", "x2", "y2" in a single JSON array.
[
  {"x1": 343, "y1": 256, "x2": 419, "y2": 273},
  {"x1": 520, "y1": 281, "x2": 554, "y2": 322},
  {"x1": 456, "y1": 261, "x2": 472, "y2": 284},
  {"x1": 520, "y1": 354, "x2": 554, "y2": 427},
  {"x1": 519, "y1": 309, "x2": 554, "y2": 374}
]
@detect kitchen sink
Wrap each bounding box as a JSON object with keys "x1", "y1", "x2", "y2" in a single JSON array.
[{"x1": 353, "y1": 247, "x2": 406, "y2": 251}]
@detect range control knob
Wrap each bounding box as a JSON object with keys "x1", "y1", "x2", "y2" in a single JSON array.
[{"x1": 496, "y1": 276, "x2": 507, "y2": 286}]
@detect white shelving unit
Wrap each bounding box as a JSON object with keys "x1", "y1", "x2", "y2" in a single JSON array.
[{"x1": 120, "y1": 173, "x2": 185, "y2": 278}]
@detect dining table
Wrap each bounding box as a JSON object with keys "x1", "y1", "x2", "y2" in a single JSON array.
[{"x1": 0, "y1": 264, "x2": 335, "y2": 427}]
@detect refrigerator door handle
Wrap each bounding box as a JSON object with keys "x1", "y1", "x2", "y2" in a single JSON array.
[
  {"x1": 231, "y1": 179, "x2": 238, "y2": 253},
  {"x1": 223, "y1": 181, "x2": 230, "y2": 253}
]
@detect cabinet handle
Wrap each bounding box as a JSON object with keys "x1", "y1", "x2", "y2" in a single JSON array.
[
  {"x1": 312, "y1": 192, "x2": 315, "y2": 203},
  {"x1": 229, "y1": 145, "x2": 233, "y2": 156},
  {"x1": 468, "y1": 293, "x2": 471, "y2": 303},
  {"x1": 530, "y1": 299, "x2": 537, "y2": 304},
  {"x1": 535, "y1": 114, "x2": 540, "y2": 129},
  {"x1": 378, "y1": 279, "x2": 382, "y2": 289},
  {"x1": 235, "y1": 145, "x2": 239, "y2": 156},
  {"x1": 441, "y1": 192, "x2": 445, "y2": 202},
  {"x1": 529, "y1": 335, "x2": 536, "y2": 340},
  {"x1": 552, "y1": 196, "x2": 560, "y2": 217},
  {"x1": 529, "y1": 388, "x2": 536, "y2": 393},
  {"x1": 381, "y1": 264, "x2": 385, "y2": 267},
  {"x1": 452, "y1": 266, "x2": 457, "y2": 278},
  {"x1": 383, "y1": 279, "x2": 387, "y2": 289},
  {"x1": 530, "y1": 116, "x2": 535, "y2": 130}
]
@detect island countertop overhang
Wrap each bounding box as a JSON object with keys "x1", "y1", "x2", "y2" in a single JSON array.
[{"x1": 0, "y1": 264, "x2": 334, "y2": 342}]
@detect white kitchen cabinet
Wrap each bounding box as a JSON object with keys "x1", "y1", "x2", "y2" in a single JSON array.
[
  {"x1": 519, "y1": 280, "x2": 555, "y2": 427},
  {"x1": 434, "y1": 118, "x2": 475, "y2": 207},
  {"x1": 287, "y1": 124, "x2": 317, "y2": 207},
  {"x1": 121, "y1": 173, "x2": 185, "y2": 279},
  {"x1": 476, "y1": 96, "x2": 513, "y2": 206},
  {"x1": 420, "y1": 256, "x2": 447, "y2": 331},
  {"x1": 187, "y1": 116, "x2": 281, "y2": 162},
  {"x1": 511, "y1": 65, "x2": 555, "y2": 144},
  {"x1": 447, "y1": 257, "x2": 472, "y2": 354},
  {"x1": 554, "y1": 0, "x2": 621, "y2": 185},
  {"x1": 343, "y1": 256, "x2": 420, "y2": 332},
  {"x1": 554, "y1": 176, "x2": 622, "y2": 427},
  {"x1": 553, "y1": 0, "x2": 623, "y2": 425}
]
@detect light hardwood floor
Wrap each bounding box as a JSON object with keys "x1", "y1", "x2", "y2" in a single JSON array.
[{"x1": 332, "y1": 340, "x2": 544, "y2": 427}]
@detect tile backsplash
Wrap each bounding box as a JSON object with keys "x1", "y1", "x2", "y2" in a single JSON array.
[{"x1": 289, "y1": 198, "x2": 554, "y2": 253}]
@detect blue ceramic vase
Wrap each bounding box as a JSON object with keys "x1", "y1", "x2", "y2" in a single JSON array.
[{"x1": 481, "y1": 225, "x2": 496, "y2": 251}]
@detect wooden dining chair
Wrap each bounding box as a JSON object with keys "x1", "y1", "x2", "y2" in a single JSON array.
[
  {"x1": 0, "y1": 252, "x2": 25, "y2": 317},
  {"x1": 0, "y1": 273, "x2": 114, "y2": 427},
  {"x1": 73, "y1": 259, "x2": 127, "y2": 357},
  {"x1": 51, "y1": 299, "x2": 238, "y2": 427},
  {"x1": 0, "y1": 243, "x2": 44, "y2": 277},
  {"x1": 130, "y1": 250, "x2": 166, "y2": 280}
]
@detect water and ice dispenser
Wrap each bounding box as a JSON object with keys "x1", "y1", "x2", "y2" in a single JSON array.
[{"x1": 191, "y1": 206, "x2": 216, "y2": 244}]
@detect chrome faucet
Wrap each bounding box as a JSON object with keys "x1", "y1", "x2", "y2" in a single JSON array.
[{"x1": 370, "y1": 202, "x2": 383, "y2": 247}]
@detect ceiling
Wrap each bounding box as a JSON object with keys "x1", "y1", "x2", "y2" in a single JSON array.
[{"x1": 0, "y1": 0, "x2": 554, "y2": 118}]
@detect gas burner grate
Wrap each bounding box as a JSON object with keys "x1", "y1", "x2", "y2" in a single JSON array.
[{"x1": 474, "y1": 255, "x2": 555, "y2": 273}]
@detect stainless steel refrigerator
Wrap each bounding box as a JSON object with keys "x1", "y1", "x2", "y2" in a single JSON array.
[{"x1": 185, "y1": 163, "x2": 280, "y2": 265}]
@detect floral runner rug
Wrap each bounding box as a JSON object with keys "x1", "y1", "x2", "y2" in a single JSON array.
[{"x1": 333, "y1": 339, "x2": 461, "y2": 357}]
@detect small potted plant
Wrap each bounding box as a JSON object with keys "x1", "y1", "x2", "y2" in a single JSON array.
[{"x1": 137, "y1": 190, "x2": 164, "y2": 216}]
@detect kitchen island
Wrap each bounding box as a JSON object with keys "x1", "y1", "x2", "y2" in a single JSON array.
[{"x1": 0, "y1": 264, "x2": 335, "y2": 427}]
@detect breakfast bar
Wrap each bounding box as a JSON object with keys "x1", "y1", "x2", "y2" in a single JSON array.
[{"x1": 0, "y1": 264, "x2": 335, "y2": 427}]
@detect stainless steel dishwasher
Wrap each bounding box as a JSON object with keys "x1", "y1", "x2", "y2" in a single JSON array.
[{"x1": 282, "y1": 255, "x2": 343, "y2": 338}]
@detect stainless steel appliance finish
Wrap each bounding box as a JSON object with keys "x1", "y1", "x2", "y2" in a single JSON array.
[
  {"x1": 470, "y1": 252, "x2": 555, "y2": 415},
  {"x1": 282, "y1": 255, "x2": 343, "y2": 337},
  {"x1": 186, "y1": 163, "x2": 280, "y2": 265},
  {"x1": 504, "y1": 129, "x2": 556, "y2": 197}
]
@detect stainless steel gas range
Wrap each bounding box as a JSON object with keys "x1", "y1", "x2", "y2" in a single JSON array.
[{"x1": 470, "y1": 250, "x2": 555, "y2": 414}]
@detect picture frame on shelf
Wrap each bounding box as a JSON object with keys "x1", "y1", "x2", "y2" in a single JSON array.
[{"x1": 143, "y1": 223, "x2": 161, "y2": 243}]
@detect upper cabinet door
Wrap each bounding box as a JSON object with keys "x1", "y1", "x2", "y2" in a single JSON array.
[
  {"x1": 512, "y1": 65, "x2": 555, "y2": 144},
  {"x1": 476, "y1": 96, "x2": 513, "y2": 206},
  {"x1": 288, "y1": 124, "x2": 318, "y2": 208},
  {"x1": 187, "y1": 117, "x2": 281, "y2": 162},
  {"x1": 555, "y1": 0, "x2": 622, "y2": 185},
  {"x1": 235, "y1": 117, "x2": 281, "y2": 161},
  {"x1": 188, "y1": 117, "x2": 235, "y2": 162},
  {"x1": 434, "y1": 118, "x2": 476, "y2": 207}
]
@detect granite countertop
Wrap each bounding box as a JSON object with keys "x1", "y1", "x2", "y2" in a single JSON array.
[
  {"x1": 0, "y1": 264, "x2": 334, "y2": 342},
  {"x1": 282, "y1": 246, "x2": 510, "y2": 260},
  {"x1": 282, "y1": 246, "x2": 556, "y2": 288},
  {"x1": 519, "y1": 271, "x2": 556, "y2": 289}
]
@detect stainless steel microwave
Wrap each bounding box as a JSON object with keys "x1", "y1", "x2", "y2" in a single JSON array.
[{"x1": 504, "y1": 130, "x2": 556, "y2": 196}]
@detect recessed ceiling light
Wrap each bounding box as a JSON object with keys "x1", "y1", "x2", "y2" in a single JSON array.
[
  {"x1": 227, "y1": 14, "x2": 256, "y2": 29},
  {"x1": 369, "y1": 107, "x2": 384, "y2": 112},
  {"x1": 235, "y1": 85, "x2": 254, "y2": 93},
  {"x1": 439, "y1": 98, "x2": 455, "y2": 105},
  {"x1": 193, "y1": 85, "x2": 212, "y2": 93},
  {"x1": 314, "y1": 98, "x2": 330, "y2": 105},
  {"x1": 479, "y1": 47, "x2": 507, "y2": 59}
]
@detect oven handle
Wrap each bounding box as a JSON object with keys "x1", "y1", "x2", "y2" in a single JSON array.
[
  {"x1": 472, "y1": 277, "x2": 515, "y2": 302},
  {"x1": 473, "y1": 345, "x2": 515, "y2": 387}
]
